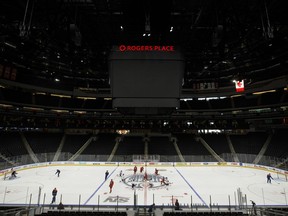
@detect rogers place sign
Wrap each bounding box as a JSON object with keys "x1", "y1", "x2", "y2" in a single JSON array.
[{"x1": 119, "y1": 45, "x2": 174, "y2": 52}]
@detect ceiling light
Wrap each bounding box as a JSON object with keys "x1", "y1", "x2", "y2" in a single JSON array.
[
  {"x1": 143, "y1": 13, "x2": 151, "y2": 37},
  {"x1": 253, "y1": 89, "x2": 276, "y2": 95},
  {"x1": 51, "y1": 94, "x2": 70, "y2": 98},
  {"x1": 76, "y1": 97, "x2": 96, "y2": 100},
  {"x1": 116, "y1": 129, "x2": 130, "y2": 135},
  {"x1": 23, "y1": 107, "x2": 44, "y2": 111},
  {"x1": 4, "y1": 42, "x2": 16, "y2": 49},
  {"x1": 230, "y1": 95, "x2": 242, "y2": 98},
  {"x1": 74, "y1": 111, "x2": 86, "y2": 114},
  {"x1": 52, "y1": 109, "x2": 69, "y2": 113}
]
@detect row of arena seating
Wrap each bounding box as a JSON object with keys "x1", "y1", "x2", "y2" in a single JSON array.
[
  {"x1": 163, "y1": 211, "x2": 247, "y2": 216},
  {"x1": 36, "y1": 210, "x2": 247, "y2": 216},
  {"x1": 1, "y1": 88, "x2": 287, "y2": 110},
  {"x1": 0, "y1": 89, "x2": 288, "y2": 110},
  {"x1": 37, "y1": 211, "x2": 127, "y2": 216},
  {"x1": 1, "y1": 130, "x2": 287, "y2": 159}
]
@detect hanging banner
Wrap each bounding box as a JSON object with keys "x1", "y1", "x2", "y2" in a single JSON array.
[{"x1": 234, "y1": 80, "x2": 245, "y2": 92}]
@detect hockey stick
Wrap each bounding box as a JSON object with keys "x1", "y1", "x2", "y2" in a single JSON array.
[{"x1": 272, "y1": 178, "x2": 280, "y2": 184}]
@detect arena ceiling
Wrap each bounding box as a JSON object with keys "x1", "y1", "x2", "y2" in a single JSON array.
[
  {"x1": 0, "y1": 0, "x2": 288, "y2": 90},
  {"x1": 0, "y1": 0, "x2": 288, "y2": 132}
]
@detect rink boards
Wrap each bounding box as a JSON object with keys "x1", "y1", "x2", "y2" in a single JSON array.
[{"x1": 0, "y1": 162, "x2": 288, "y2": 207}]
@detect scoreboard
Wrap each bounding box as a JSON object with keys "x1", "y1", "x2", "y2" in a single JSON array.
[{"x1": 109, "y1": 45, "x2": 184, "y2": 114}]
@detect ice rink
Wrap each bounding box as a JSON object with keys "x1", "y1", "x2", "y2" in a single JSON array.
[{"x1": 0, "y1": 164, "x2": 287, "y2": 208}]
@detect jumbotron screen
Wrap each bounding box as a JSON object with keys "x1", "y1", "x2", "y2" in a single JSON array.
[{"x1": 109, "y1": 45, "x2": 184, "y2": 113}]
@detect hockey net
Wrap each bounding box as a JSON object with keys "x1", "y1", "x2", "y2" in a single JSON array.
[{"x1": 2, "y1": 170, "x2": 13, "y2": 180}]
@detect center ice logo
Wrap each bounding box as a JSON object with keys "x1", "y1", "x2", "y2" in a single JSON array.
[
  {"x1": 103, "y1": 196, "x2": 129, "y2": 203},
  {"x1": 122, "y1": 174, "x2": 169, "y2": 190}
]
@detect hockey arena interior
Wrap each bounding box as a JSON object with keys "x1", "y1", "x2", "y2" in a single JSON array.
[{"x1": 0, "y1": 0, "x2": 288, "y2": 216}]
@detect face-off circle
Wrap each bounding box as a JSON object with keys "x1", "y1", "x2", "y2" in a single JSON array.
[{"x1": 122, "y1": 173, "x2": 170, "y2": 190}]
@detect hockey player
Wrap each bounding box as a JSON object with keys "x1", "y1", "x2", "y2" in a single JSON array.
[
  {"x1": 175, "y1": 199, "x2": 180, "y2": 210},
  {"x1": 160, "y1": 176, "x2": 170, "y2": 186},
  {"x1": 11, "y1": 170, "x2": 17, "y2": 179},
  {"x1": 155, "y1": 168, "x2": 159, "y2": 175},
  {"x1": 55, "y1": 169, "x2": 61, "y2": 177},
  {"x1": 133, "y1": 166, "x2": 137, "y2": 174},
  {"x1": 140, "y1": 166, "x2": 144, "y2": 173},
  {"x1": 267, "y1": 173, "x2": 273, "y2": 183},
  {"x1": 105, "y1": 170, "x2": 109, "y2": 181},
  {"x1": 143, "y1": 171, "x2": 148, "y2": 181},
  {"x1": 119, "y1": 170, "x2": 125, "y2": 182},
  {"x1": 109, "y1": 179, "x2": 114, "y2": 193},
  {"x1": 160, "y1": 176, "x2": 165, "y2": 185},
  {"x1": 51, "y1": 188, "x2": 58, "y2": 204}
]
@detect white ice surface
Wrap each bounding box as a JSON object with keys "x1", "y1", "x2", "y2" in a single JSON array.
[{"x1": 0, "y1": 165, "x2": 287, "y2": 207}]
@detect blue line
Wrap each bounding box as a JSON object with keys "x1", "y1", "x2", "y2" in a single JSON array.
[
  {"x1": 84, "y1": 166, "x2": 118, "y2": 205},
  {"x1": 174, "y1": 167, "x2": 209, "y2": 207}
]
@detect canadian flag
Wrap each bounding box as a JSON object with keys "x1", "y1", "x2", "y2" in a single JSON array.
[{"x1": 234, "y1": 80, "x2": 244, "y2": 92}]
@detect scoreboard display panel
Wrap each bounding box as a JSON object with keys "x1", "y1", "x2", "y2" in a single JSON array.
[{"x1": 109, "y1": 45, "x2": 184, "y2": 114}]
